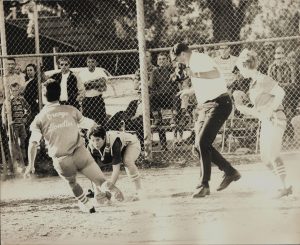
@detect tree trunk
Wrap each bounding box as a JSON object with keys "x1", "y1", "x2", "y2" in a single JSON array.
[{"x1": 207, "y1": 0, "x2": 248, "y2": 42}]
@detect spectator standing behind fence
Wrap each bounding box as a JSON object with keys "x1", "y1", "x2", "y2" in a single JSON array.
[
  {"x1": 23, "y1": 64, "x2": 40, "y2": 159},
  {"x1": 214, "y1": 41, "x2": 237, "y2": 88},
  {"x1": 258, "y1": 42, "x2": 275, "y2": 75},
  {"x1": 0, "y1": 78, "x2": 10, "y2": 171},
  {"x1": 149, "y1": 52, "x2": 177, "y2": 151},
  {"x1": 23, "y1": 64, "x2": 39, "y2": 120},
  {"x1": 2, "y1": 83, "x2": 31, "y2": 165},
  {"x1": 4, "y1": 58, "x2": 26, "y2": 88},
  {"x1": 51, "y1": 57, "x2": 81, "y2": 110},
  {"x1": 78, "y1": 56, "x2": 108, "y2": 127},
  {"x1": 133, "y1": 51, "x2": 156, "y2": 90}
]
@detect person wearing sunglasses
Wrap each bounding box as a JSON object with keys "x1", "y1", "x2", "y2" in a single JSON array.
[{"x1": 51, "y1": 57, "x2": 80, "y2": 110}]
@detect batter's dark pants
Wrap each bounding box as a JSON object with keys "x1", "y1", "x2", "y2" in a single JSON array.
[{"x1": 198, "y1": 93, "x2": 235, "y2": 183}]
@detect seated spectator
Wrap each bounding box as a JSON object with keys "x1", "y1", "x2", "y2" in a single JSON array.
[
  {"x1": 78, "y1": 55, "x2": 107, "y2": 127},
  {"x1": 171, "y1": 63, "x2": 191, "y2": 145},
  {"x1": 258, "y1": 42, "x2": 275, "y2": 75},
  {"x1": 2, "y1": 83, "x2": 31, "y2": 165},
  {"x1": 287, "y1": 51, "x2": 298, "y2": 83},
  {"x1": 268, "y1": 46, "x2": 292, "y2": 86},
  {"x1": 149, "y1": 52, "x2": 178, "y2": 150},
  {"x1": 268, "y1": 46, "x2": 295, "y2": 139},
  {"x1": 51, "y1": 57, "x2": 81, "y2": 109}
]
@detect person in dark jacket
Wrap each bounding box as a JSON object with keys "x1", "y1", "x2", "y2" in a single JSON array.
[{"x1": 51, "y1": 57, "x2": 80, "y2": 110}]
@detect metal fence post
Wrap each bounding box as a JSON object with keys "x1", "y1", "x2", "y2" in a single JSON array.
[
  {"x1": 136, "y1": 0, "x2": 152, "y2": 161},
  {"x1": 33, "y1": 0, "x2": 43, "y2": 111},
  {"x1": 0, "y1": 0, "x2": 15, "y2": 178}
]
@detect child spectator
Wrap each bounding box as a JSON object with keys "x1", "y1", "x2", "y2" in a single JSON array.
[{"x1": 2, "y1": 83, "x2": 31, "y2": 165}]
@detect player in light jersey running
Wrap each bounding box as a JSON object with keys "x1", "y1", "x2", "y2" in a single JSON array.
[
  {"x1": 233, "y1": 49, "x2": 292, "y2": 198},
  {"x1": 88, "y1": 126, "x2": 143, "y2": 201},
  {"x1": 24, "y1": 79, "x2": 124, "y2": 213}
]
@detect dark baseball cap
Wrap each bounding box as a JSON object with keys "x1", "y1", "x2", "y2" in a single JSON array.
[{"x1": 170, "y1": 43, "x2": 190, "y2": 61}]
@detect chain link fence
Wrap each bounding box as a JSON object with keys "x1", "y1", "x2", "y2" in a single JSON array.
[{"x1": 1, "y1": 0, "x2": 300, "y2": 177}]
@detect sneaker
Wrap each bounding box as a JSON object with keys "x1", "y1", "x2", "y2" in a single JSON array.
[
  {"x1": 217, "y1": 170, "x2": 241, "y2": 191},
  {"x1": 78, "y1": 198, "x2": 96, "y2": 213},
  {"x1": 192, "y1": 185, "x2": 210, "y2": 198},
  {"x1": 275, "y1": 186, "x2": 293, "y2": 199},
  {"x1": 86, "y1": 189, "x2": 95, "y2": 198}
]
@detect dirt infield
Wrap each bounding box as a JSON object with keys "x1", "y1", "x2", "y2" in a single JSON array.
[{"x1": 1, "y1": 153, "x2": 300, "y2": 245}]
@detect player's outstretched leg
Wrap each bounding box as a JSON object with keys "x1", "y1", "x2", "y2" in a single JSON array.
[
  {"x1": 64, "y1": 175, "x2": 95, "y2": 213},
  {"x1": 53, "y1": 155, "x2": 96, "y2": 213}
]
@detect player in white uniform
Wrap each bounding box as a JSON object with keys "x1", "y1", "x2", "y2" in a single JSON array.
[
  {"x1": 233, "y1": 49, "x2": 292, "y2": 198},
  {"x1": 88, "y1": 126, "x2": 143, "y2": 201},
  {"x1": 24, "y1": 79, "x2": 124, "y2": 213}
]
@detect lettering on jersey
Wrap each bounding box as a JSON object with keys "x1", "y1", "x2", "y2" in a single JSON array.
[
  {"x1": 47, "y1": 112, "x2": 69, "y2": 120},
  {"x1": 48, "y1": 120, "x2": 75, "y2": 132}
]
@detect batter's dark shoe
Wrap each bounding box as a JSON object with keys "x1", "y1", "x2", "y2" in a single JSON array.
[
  {"x1": 217, "y1": 170, "x2": 241, "y2": 191},
  {"x1": 192, "y1": 185, "x2": 210, "y2": 198}
]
